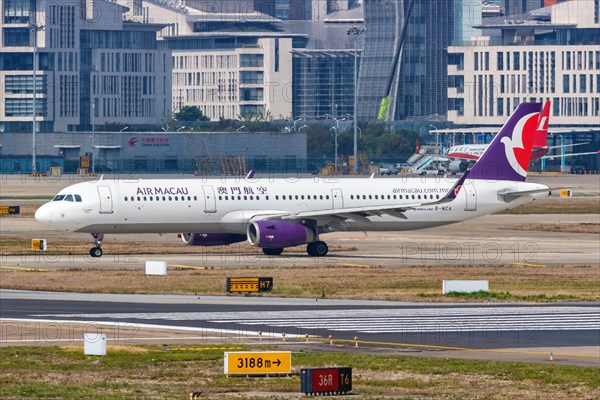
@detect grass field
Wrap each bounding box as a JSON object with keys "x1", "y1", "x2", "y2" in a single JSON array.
[
  {"x1": 0, "y1": 345, "x2": 598, "y2": 399},
  {"x1": 1, "y1": 264, "x2": 597, "y2": 302}
]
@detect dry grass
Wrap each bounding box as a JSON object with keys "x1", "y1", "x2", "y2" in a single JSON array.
[
  {"x1": 1, "y1": 264, "x2": 598, "y2": 301},
  {"x1": 0, "y1": 236, "x2": 355, "y2": 256},
  {"x1": 511, "y1": 223, "x2": 600, "y2": 234},
  {"x1": 499, "y1": 197, "x2": 600, "y2": 214}
]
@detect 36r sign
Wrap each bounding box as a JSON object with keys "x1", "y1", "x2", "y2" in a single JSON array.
[{"x1": 300, "y1": 367, "x2": 352, "y2": 395}]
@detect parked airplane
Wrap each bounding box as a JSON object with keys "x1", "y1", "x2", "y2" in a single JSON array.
[
  {"x1": 441, "y1": 101, "x2": 595, "y2": 173},
  {"x1": 36, "y1": 103, "x2": 553, "y2": 258}
]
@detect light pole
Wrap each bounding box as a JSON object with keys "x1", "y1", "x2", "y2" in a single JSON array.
[
  {"x1": 236, "y1": 125, "x2": 246, "y2": 132},
  {"x1": 330, "y1": 126, "x2": 338, "y2": 173},
  {"x1": 297, "y1": 124, "x2": 307, "y2": 133},
  {"x1": 429, "y1": 124, "x2": 439, "y2": 154},
  {"x1": 177, "y1": 126, "x2": 187, "y2": 132},
  {"x1": 30, "y1": 23, "x2": 44, "y2": 174},
  {"x1": 119, "y1": 126, "x2": 129, "y2": 134},
  {"x1": 347, "y1": 26, "x2": 366, "y2": 174},
  {"x1": 91, "y1": 101, "x2": 96, "y2": 174}
]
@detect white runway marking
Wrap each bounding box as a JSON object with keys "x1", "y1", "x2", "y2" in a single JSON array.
[{"x1": 36, "y1": 306, "x2": 600, "y2": 333}]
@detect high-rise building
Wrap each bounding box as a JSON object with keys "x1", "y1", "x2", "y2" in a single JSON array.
[
  {"x1": 357, "y1": 0, "x2": 453, "y2": 121},
  {"x1": 292, "y1": 49, "x2": 360, "y2": 119},
  {"x1": 0, "y1": 0, "x2": 171, "y2": 132}
]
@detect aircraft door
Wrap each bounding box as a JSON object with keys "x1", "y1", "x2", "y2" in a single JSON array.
[
  {"x1": 202, "y1": 185, "x2": 217, "y2": 213},
  {"x1": 97, "y1": 186, "x2": 113, "y2": 214},
  {"x1": 331, "y1": 189, "x2": 343, "y2": 209},
  {"x1": 464, "y1": 183, "x2": 477, "y2": 211}
]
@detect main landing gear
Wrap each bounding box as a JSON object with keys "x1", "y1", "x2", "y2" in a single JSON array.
[
  {"x1": 307, "y1": 241, "x2": 328, "y2": 257},
  {"x1": 90, "y1": 233, "x2": 104, "y2": 257},
  {"x1": 260, "y1": 241, "x2": 329, "y2": 257},
  {"x1": 262, "y1": 248, "x2": 284, "y2": 256}
]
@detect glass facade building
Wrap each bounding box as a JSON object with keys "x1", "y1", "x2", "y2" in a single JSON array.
[
  {"x1": 292, "y1": 49, "x2": 360, "y2": 119},
  {"x1": 357, "y1": 0, "x2": 453, "y2": 121}
]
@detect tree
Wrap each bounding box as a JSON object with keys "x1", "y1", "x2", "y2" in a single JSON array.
[{"x1": 174, "y1": 106, "x2": 209, "y2": 122}]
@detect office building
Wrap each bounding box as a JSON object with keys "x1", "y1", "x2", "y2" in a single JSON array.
[
  {"x1": 447, "y1": 0, "x2": 600, "y2": 126},
  {"x1": 0, "y1": 0, "x2": 171, "y2": 132}
]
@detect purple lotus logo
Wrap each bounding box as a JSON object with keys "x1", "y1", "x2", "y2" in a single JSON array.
[{"x1": 128, "y1": 137, "x2": 139, "y2": 148}]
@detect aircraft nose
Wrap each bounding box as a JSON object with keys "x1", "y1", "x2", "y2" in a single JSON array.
[{"x1": 35, "y1": 204, "x2": 54, "y2": 226}]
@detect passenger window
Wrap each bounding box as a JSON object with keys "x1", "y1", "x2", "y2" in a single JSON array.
[
  {"x1": 436, "y1": 195, "x2": 440, "y2": 199},
  {"x1": 301, "y1": 195, "x2": 305, "y2": 200},
  {"x1": 143, "y1": 196, "x2": 147, "y2": 201},
  {"x1": 75, "y1": 195, "x2": 82, "y2": 202},
  {"x1": 168, "y1": 196, "x2": 172, "y2": 201},
  {"x1": 149, "y1": 196, "x2": 153, "y2": 201},
  {"x1": 295, "y1": 195, "x2": 299, "y2": 200},
  {"x1": 193, "y1": 196, "x2": 197, "y2": 201},
  {"x1": 265, "y1": 196, "x2": 268, "y2": 200},
  {"x1": 393, "y1": 195, "x2": 397, "y2": 200},
  {"x1": 350, "y1": 195, "x2": 354, "y2": 200},
  {"x1": 319, "y1": 195, "x2": 323, "y2": 200},
  {"x1": 174, "y1": 196, "x2": 178, "y2": 201},
  {"x1": 275, "y1": 195, "x2": 279, "y2": 200},
  {"x1": 326, "y1": 195, "x2": 330, "y2": 200},
  {"x1": 218, "y1": 196, "x2": 222, "y2": 200},
  {"x1": 250, "y1": 196, "x2": 254, "y2": 200},
  {"x1": 238, "y1": 196, "x2": 241, "y2": 200},
  {"x1": 375, "y1": 195, "x2": 378, "y2": 199},
  {"x1": 187, "y1": 196, "x2": 191, "y2": 201},
  {"x1": 137, "y1": 196, "x2": 141, "y2": 201},
  {"x1": 418, "y1": 195, "x2": 421, "y2": 199},
  {"x1": 124, "y1": 197, "x2": 127, "y2": 201},
  {"x1": 362, "y1": 195, "x2": 366, "y2": 200},
  {"x1": 387, "y1": 195, "x2": 391, "y2": 199},
  {"x1": 52, "y1": 195, "x2": 65, "y2": 201},
  {"x1": 412, "y1": 195, "x2": 415, "y2": 199}
]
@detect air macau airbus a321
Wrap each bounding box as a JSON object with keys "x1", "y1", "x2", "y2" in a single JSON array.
[{"x1": 36, "y1": 103, "x2": 555, "y2": 258}]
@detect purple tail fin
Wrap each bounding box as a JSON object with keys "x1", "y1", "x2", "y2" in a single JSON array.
[{"x1": 468, "y1": 102, "x2": 542, "y2": 182}]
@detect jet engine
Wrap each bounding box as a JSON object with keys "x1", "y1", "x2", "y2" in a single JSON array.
[
  {"x1": 448, "y1": 160, "x2": 469, "y2": 173},
  {"x1": 180, "y1": 232, "x2": 246, "y2": 246},
  {"x1": 247, "y1": 220, "x2": 316, "y2": 248}
]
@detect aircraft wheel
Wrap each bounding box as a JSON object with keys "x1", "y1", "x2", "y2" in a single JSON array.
[
  {"x1": 307, "y1": 241, "x2": 328, "y2": 257},
  {"x1": 90, "y1": 247, "x2": 103, "y2": 258},
  {"x1": 262, "y1": 248, "x2": 284, "y2": 256}
]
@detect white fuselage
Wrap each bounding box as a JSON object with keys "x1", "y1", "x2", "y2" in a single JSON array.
[{"x1": 35, "y1": 177, "x2": 548, "y2": 236}]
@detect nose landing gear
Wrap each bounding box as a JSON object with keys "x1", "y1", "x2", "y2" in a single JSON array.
[{"x1": 90, "y1": 233, "x2": 104, "y2": 257}]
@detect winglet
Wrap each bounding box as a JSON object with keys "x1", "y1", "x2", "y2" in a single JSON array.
[{"x1": 245, "y1": 168, "x2": 255, "y2": 179}]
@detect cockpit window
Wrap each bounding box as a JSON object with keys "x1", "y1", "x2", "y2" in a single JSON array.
[
  {"x1": 74, "y1": 195, "x2": 82, "y2": 202},
  {"x1": 64, "y1": 195, "x2": 74, "y2": 202},
  {"x1": 53, "y1": 195, "x2": 65, "y2": 201}
]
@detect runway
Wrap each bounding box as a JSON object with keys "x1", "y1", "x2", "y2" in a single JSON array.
[{"x1": 1, "y1": 290, "x2": 599, "y2": 366}]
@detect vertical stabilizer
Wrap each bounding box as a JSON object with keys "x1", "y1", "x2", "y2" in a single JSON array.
[{"x1": 468, "y1": 103, "x2": 542, "y2": 182}]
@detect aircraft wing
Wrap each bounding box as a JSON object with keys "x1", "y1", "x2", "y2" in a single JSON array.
[{"x1": 249, "y1": 173, "x2": 469, "y2": 228}]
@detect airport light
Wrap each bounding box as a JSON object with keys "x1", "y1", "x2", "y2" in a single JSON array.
[
  {"x1": 30, "y1": 23, "x2": 44, "y2": 174},
  {"x1": 347, "y1": 26, "x2": 366, "y2": 174}
]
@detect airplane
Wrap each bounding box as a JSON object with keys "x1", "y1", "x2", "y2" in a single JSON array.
[
  {"x1": 35, "y1": 103, "x2": 554, "y2": 258},
  {"x1": 440, "y1": 101, "x2": 596, "y2": 173}
]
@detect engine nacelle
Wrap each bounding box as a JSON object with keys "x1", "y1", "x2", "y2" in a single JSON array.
[
  {"x1": 448, "y1": 160, "x2": 468, "y2": 173},
  {"x1": 180, "y1": 232, "x2": 246, "y2": 246},
  {"x1": 247, "y1": 220, "x2": 316, "y2": 249}
]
